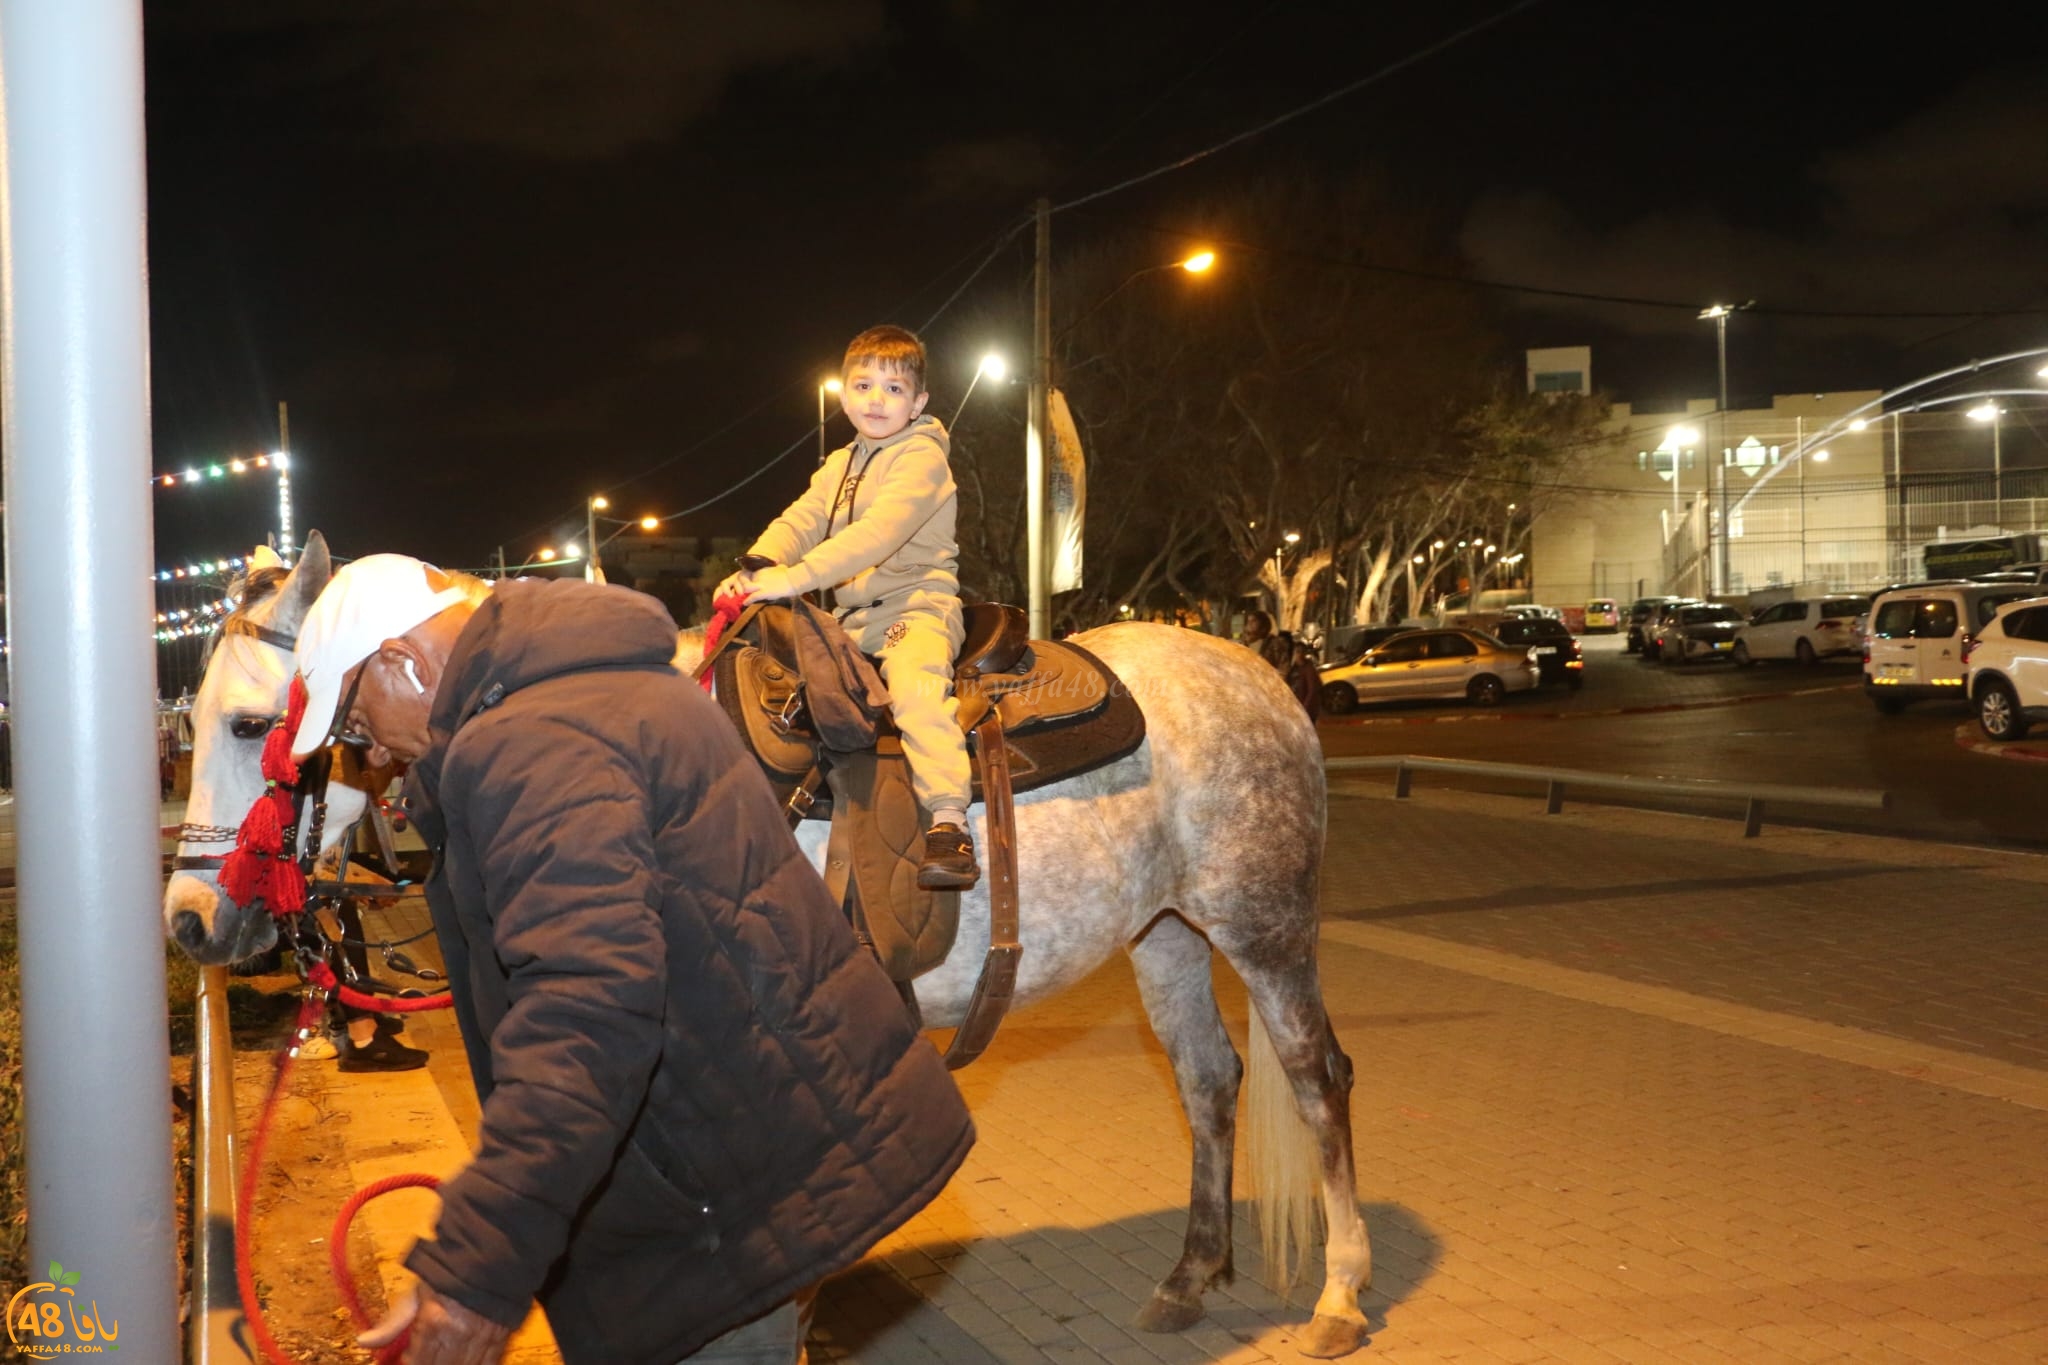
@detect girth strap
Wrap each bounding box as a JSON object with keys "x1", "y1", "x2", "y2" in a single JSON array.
[{"x1": 941, "y1": 675, "x2": 1021, "y2": 1070}]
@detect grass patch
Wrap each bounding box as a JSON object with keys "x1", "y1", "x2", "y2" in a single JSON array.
[
  {"x1": 1, "y1": 895, "x2": 22, "y2": 1291},
  {"x1": 0, "y1": 899, "x2": 297, "y2": 1293}
]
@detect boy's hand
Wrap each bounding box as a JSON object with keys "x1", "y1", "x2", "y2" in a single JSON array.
[
  {"x1": 743, "y1": 565, "x2": 798, "y2": 602},
  {"x1": 714, "y1": 571, "x2": 753, "y2": 604}
]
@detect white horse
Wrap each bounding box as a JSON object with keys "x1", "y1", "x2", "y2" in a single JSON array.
[{"x1": 165, "y1": 534, "x2": 1373, "y2": 1357}]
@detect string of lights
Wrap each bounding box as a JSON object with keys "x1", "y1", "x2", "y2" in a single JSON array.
[
  {"x1": 153, "y1": 598, "x2": 234, "y2": 641},
  {"x1": 153, "y1": 452, "x2": 288, "y2": 487},
  {"x1": 155, "y1": 555, "x2": 254, "y2": 582}
]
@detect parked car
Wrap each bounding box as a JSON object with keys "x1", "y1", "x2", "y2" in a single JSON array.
[
  {"x1": 1320, "y1": 623, "x2": 1416, "y2": 666},
  {"x1": 1651, "y1": 603, "x2": 1746, "y2": 663},
  {"x1": 1625, "y1": 596, "x2": 1696, "y2": 653},
  {"x1": 1963, "y1": 596, "x2": 2048, "y2": 740},
  {"x1": 1499, "y1": 603, "x2": 1563, "y2": 621},
  {"x1": 1583, "y1": 598, "x2": 1621, "y2": 633},
  {"x1": 1732, "y1": 595, "x2": 1870, "y2": 666},
  {"x1": 1318, "y1": 628, "x2": 1539, "y2": 714},
  {"x1": 1492, "y1": 617, "x2": 1584, "y2": 688},
  {"x1": 1863, "y1": 581, "x2": 2041, "y2": 713},
  {"x1": 1969, "y1": 563, "x2": 2048, "y2": 586}
]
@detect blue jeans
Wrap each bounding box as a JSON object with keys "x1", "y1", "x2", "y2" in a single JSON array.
[{"x1": 680, "y1": 1291, "x2": 814, "y2": 1365}]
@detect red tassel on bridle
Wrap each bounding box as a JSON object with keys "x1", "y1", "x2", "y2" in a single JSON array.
[
  {"x1": 698, "y1": 591, "x2": 748, "y2": 693},
  {"x1": 220, "y1": 676, "x2": 313, "y2": 918}
]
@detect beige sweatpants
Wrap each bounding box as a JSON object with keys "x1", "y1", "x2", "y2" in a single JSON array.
[{"x1": 840, "y1": 591, "x2": 970, "y2": 818}]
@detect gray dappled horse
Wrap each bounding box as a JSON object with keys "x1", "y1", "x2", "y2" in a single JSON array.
[{"x1": 166, "y1": 536, "x2": 1372, "y2": 1356}]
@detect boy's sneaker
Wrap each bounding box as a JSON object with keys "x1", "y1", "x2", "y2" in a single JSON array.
[
  {"x1": 338, "y1": 1031, "x2": 429, "y2": 1074},
  {"x1": 917, "y1": 823, "x2": 980, "y2": 891}
]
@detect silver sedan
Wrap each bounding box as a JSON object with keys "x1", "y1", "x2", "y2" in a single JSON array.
[{"x1": 1319, "y1": 628, "x2": 1540, "y2": 714}]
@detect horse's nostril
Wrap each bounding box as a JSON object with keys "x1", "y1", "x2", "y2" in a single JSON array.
[{"x1": 170, "y1": 909, "x2": 206, "y2": 947}]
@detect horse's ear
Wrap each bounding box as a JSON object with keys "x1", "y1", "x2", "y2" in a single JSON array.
[{"x1": 274, "y1": 532, "x2": 332, "y2": 632}]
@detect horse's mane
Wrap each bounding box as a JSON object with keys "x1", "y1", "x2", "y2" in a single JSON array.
[{"x1": 201, "y1": 564, "x2": 291, "y2": 669}]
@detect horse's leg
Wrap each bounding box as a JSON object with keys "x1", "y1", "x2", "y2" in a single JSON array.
[
  {"x1": 1233, "y1": 953, "x2": 1371, "y2": 1359},
  {"x1": 1126, "y1": 911, "x2": 1242, "y2": 1335}
]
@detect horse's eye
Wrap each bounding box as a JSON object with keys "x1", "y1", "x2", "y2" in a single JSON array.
[{"x1": 229, "y1": 717, "x2": 274, "y2": 740}]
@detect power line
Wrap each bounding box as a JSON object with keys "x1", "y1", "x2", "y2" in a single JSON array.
[
  {"x1": 1148, "y1": 227, "x2": 2048, "y2": 320},
  {"x1": 1051, "y1": 0, "x2": 1545, "y2": 216}
]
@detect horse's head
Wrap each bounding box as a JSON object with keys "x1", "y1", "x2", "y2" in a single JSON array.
[{"x1": 163, "y1": 531, "x2": 374, "y2": 965}]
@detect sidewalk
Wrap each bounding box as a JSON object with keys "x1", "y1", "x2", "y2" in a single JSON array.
[{"x1": 295, "y1": 785, "x2": 2048, "y2": 1362}]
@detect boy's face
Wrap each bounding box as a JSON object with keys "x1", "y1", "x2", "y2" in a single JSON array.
[{"x1": 841, "y1": 359, "x2": 928, "y2": 443}]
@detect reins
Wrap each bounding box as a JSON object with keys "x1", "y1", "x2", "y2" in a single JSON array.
[{"x1": 184, "y1": 618, "x2": 455, "y2": 1361}]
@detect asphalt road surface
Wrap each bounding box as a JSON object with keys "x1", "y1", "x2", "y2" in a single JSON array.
[{"x1": 1319, "y1": 632, "x2": 2048, "y2": 850}]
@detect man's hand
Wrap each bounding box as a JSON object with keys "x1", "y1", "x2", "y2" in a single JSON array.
[
  {"x1": 358, "y1": 1283, "x2": 512, "y2": 1365},
  {"x1": 743, "y1": 565, "x2": 798, "y2": 602},
  {"x1": 714, "y1": 571, "x2": 754, "y2": 604}
]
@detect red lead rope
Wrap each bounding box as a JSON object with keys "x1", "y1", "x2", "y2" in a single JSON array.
[{"x1": 698, "y1": 592, "x2": 748, "y2": 692}]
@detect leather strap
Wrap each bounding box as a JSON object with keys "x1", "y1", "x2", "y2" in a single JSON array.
[
  {"x1": 223, "y1": 614, "x2": 296, "y2": 651},
  {"x1": 942, "y1": 675, "x2": 1021, "y2": 1070}
]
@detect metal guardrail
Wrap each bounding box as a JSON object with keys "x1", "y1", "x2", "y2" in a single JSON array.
[
  {"x1": 1326, "y1": 755, "x2": 1889, "y2": 837},
  {"x1": 190, "y1": 964, "x2": 249, "y2": 1363}
]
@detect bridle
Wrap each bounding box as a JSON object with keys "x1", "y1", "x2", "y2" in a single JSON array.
[{"x1": 171, "y1": 609, "x2": 352, "y2": 875}]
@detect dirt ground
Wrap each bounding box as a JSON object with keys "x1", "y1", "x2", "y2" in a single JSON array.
[{"x1": 206, "y1": 970, "x2": 396, "y2": 1364}]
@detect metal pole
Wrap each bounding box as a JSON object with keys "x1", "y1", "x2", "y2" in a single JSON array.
[
  {"x1": 1894, "y1": 410, "x2": 1906, "y2": 577},
  {"x1": 1, "y1": 2, "x2": 180, "y2": 1358},
  {"x1": 1027, "y1": 196, "x2": 1051, "y2": 639},
  {"x1": 585, "y1": 497, "x2": 601, "y2": 583},
  {"x1": 276, "y1": 399, "x2": 293, "y2": 560},
  {"x1": 817, "y1": 383, "x2": 828, "y2": 467},
  {"x1": 1993, "y1": 413, "x2": 2003, "y2": 530},
  {"x1": 1797, "y1": 416, "x2": 1806, "y2": 584}
]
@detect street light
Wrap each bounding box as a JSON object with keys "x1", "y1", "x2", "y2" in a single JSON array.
[
  {"x1": 1028, "y1": 209, "x2": 1219, "y2": 636},
  {"x1": 950, "y1": 352, "x2": 1009, "y2": 426},
  {"x1": 1970, "y1": 402, "x2": 2004, "y2": 525},
  {"x1": 817, "y1": 377, "x2": 843, "y2": 465},
  {"x1": 584, "y1": 496, "x2": 609, "y2": 584},
  {"x1": 639, "y1": 515, "x2": 660, "y2": 531}
]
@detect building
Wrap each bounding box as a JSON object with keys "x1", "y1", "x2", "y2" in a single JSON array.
[{"x1": 1529, "y1": 359, "x2": 1887, "y2": 605}]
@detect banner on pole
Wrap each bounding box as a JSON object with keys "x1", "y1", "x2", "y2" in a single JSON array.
[{"x1": 1048, "y1": 387, "x2": 1086, "y2": 595}]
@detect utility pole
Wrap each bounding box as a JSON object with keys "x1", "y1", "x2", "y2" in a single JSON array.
[
  {"x1": 3, "y1": 3, "x2": 180, "y2": 1356},
  {"x1": 1027, "y1": 196, "x2": 1051, "y2": 639},
  {"x1": 276, "y1": 399, "x2": 294, "y2": 562}
]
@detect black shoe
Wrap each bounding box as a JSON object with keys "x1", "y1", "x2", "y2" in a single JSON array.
[
  {"x1": 917, "y1": 823, "x2": 980, "y2": 891},
  {"x1": 338, "y1": 1031, "x2": 429, "y2": 1073}
]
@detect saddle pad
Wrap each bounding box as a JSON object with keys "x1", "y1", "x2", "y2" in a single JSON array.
[{"x1": 967, "y1": 640, "x2": 1146, "y2": 800}]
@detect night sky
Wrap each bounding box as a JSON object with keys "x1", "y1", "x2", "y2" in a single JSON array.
[{"x1": 142, "y1": 0, "x2": 2048, "y2": 573}]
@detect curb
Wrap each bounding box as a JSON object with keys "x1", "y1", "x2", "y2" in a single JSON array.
[
  {"x1": 1952, "y1": 722, "x2": 2048, "y2": 763},
  {"x1": 1322, "y1": 681, "x2": 1860, "y2": 727}
]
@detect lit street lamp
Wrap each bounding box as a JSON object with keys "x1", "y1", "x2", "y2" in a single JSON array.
[
  {"x1": 1027, "y1": 199, "x2": 1218, "y2": 636},
  {"x1": 1969, "y1": 402, "x2": 2004, "y2": 526},
  {"x1": 585, "y1": 496, "x2": 609, "y2": 583},
  {"x1": 950, "y1": 352, "x2": 1008, "y2": 426}
]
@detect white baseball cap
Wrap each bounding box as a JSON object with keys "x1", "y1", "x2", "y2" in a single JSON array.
[{"x1": 291, "y1": 554, "x2": 470, "y2": 758}]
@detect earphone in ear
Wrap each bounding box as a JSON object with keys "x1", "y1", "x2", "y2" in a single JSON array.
[{"x1": 401, "y1": 658, "x2": 426, "y2": 695}]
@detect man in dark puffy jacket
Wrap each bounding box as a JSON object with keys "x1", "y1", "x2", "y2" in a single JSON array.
[{"x1": 287, "y1": 554, "x2": 975, "y2": 1365}]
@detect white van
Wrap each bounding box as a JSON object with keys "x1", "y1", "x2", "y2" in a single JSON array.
[{"x1": 1863, "y1": 582, "x2": 2041, "y2": 713}]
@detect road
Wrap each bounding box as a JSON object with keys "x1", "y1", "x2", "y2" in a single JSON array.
[{"x1": 1318, "y1": 632, "x2": 2048, "y2": 850}]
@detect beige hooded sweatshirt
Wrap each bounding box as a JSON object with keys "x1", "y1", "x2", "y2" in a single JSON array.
[{"x1": 748, "y1": 414, "x2": 960, "y2": 612}]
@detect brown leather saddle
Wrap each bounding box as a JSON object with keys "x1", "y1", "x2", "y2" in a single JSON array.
[{"x1": 701, "y1": 598, "x2": 1146, "y2": 1068}]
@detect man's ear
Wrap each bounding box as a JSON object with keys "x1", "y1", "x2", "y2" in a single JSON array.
[{"x1": 377, "y1": 638, "x2": 433, "y2": 692}]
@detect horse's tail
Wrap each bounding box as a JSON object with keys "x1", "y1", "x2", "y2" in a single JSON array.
[{"x1": 1245, "y1": 1003, "x2": 1323, "y2": 1298}]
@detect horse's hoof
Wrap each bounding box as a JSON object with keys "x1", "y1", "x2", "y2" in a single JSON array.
[
  {"x1": 1133, "y1": 1294, "x2": 1206, "y2": 1334},
  {"x1": 1297, "y1": 1312, "x2": 1368, "y2": 1359}
]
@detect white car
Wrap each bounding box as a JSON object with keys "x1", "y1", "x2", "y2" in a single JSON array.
[
  {"x1": 1732, "y1": 595, "x2": 1869, "y2": 666},
  {"x1": 1963, "y1": 596, "x2": 2048, "y2": 740},
  {"x1": 1864, "y1": 582, "x2": 2040, "y2": 714}
]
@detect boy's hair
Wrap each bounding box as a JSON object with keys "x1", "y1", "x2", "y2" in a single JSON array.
[{"x1": 843, "y1": 325, "x2": 927, "y2": 393}]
